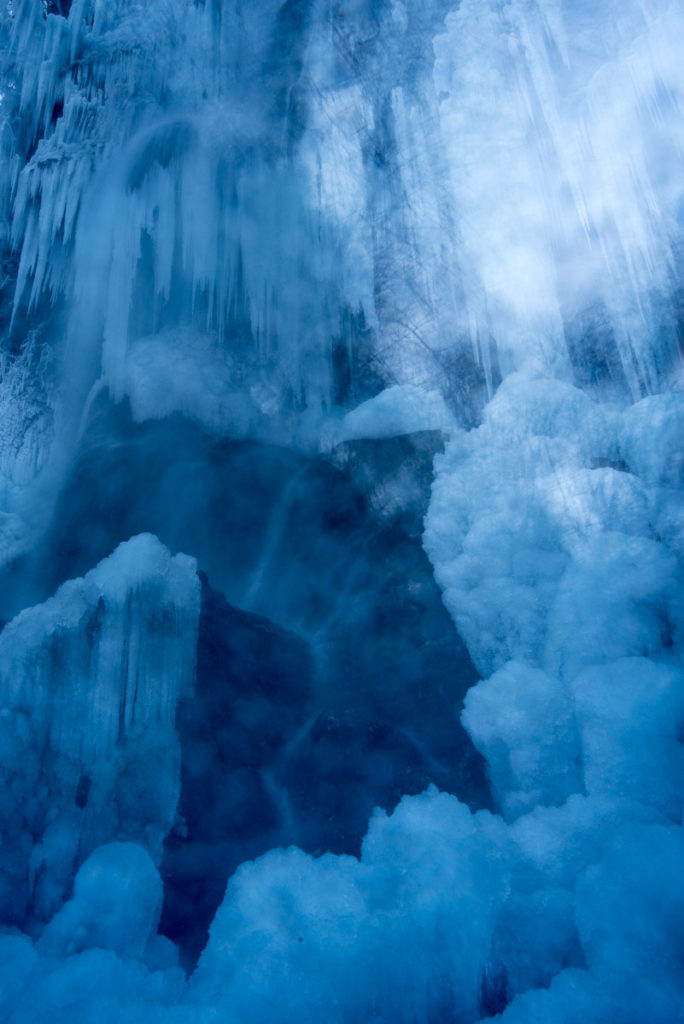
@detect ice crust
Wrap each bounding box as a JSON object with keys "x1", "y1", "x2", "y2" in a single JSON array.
[{"x1": 0, "y1": 0, "x2": 682, "y2": 1021}]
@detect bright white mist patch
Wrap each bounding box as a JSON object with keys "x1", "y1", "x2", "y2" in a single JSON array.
[{"x1": 433, "y1": 0, "x2": 684, "y2": 390}]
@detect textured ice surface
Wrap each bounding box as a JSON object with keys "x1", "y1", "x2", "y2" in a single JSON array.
[
  {"x1": 0, "y1": 534, "x2": 200, "y2": 924},
  {"x1": 0, "y1": 0, "x2": 682, "y2": 1021},
  {"x1": 15, "y1": 401, "x2": 488, "y2": 964},
  {"x1": 1, "y1": 0, "x2": 680, "y2": 547},
  {"x1": 423, "y1": 369, "x2": 684, "y2": 1020},
  {"x1": 38, "y1": 842, "x2": 163, "y2": 961}
]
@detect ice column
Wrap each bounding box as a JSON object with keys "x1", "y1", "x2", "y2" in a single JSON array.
[{"x1": 0, "y1": 533, "x2": 200, "y2": 923}]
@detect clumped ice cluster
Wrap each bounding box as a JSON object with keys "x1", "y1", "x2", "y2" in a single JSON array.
[
  {"x1": 424, "y1": 375, "x2": 684, "y2": 1020},
  {"x1": 0, "y1": 0, "x2": 682, "y2": 1021}
]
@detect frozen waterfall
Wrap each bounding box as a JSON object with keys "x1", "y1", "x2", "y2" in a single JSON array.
[{"x1": 0, "y1": 0, "x2": 682, "y2": 1021}]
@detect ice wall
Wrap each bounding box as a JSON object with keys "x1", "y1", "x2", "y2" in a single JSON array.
[
  {"x1": 1, "y1": 0, "x2": 683, "y2": 558},
  {"x1": 0, "y1": 533, "x2": 200, "y2": 925},
  {"x1": 0, "y1": 0, "x2": 681, "y2": 1021},
  {"x1": 421, "y1": 374, "x2": 684, "y2": 1020}
]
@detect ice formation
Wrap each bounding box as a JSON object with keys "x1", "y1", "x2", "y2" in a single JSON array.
[
  {"x1": 0, "y1": 534, "x2": 200, "y2": 925},
  {"x1": 0, "y1": 0, "x2": 682, "y2": 1021}
]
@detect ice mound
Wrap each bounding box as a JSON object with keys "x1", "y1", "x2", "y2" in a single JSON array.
[
  {"x1": 0, "y1": 790, "x2": 681, "y2": 1023},
  {"x1": 424, "y1": 373, "x2": 683, "y2": 678},
  {"x1": 0, "y1": 534, "x2": 200, "y2": 924},
  {"x1": 193, "y1": 788, "x2": 510, "y2": 1024},
  {"x1": 38, "y1": 842, "x2": 162, "y2": 960},
  {"x1": 422, "y1": 368, "x2": 684, "y2": 1020}
]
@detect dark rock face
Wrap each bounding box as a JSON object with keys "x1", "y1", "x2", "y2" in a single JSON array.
[
  {"x1": 563, "y1": 302, "x2": 629, "y2": 395},
  {"x1": 160, "y1": 575, "x2": 315, "y2": 966},
  {"x1": 12, "y1": 394, "x2": 489, "y2": 964},
  {"x1": 328, "y1": 430, "x2": 444, "y2": 538},
  {"x1": 163, "y1": 569, "x2": 487, "y2": 967}
]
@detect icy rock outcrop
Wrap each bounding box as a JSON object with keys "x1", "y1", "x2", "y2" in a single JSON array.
[{"x1": 0, "y1": 533, "x2": 200, "y2": 923}]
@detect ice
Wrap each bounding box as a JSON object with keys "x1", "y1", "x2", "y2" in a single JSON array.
[
  {"x1": 0, "y1": 934, "x2": 38, "y2": 1008},
  {"x1": 575, "y1": 824, "x2": 684, "y2": 1010},
  {"x1": 422, "y1": 349, "x2": 683, "y2": 1019},
  {"x1": 572, "y1": 658, "x2": 684, "y2": 820},
  {"x1": 120, "y1": 330, "x2": 258, "y2": 441},
  {"x1": 193, "y1": 788, "x2": 510, "y2": 1024},
  {"x1": 0, "y1": 534, "x2": 200, "y2": 922},
  {"x1": 433, "y1": 0, "x2": 684, "y2": 392},
  {"x1": 5, "y1": 947, "x2": 187, "y2": 1024},
  {"x1": 333, "y1": 384, "x2": 453, "y2": 444},
  {"x1": 498, "y1": 823, "x2": 684, "y2": 1024},
  {"x1": 462, "y1": 660, "x2": 582, "y2": 820},
  {"x1": 2, "y1": 0, "x2": 681, "y2": 559},
  {"x1": 424, "y1": 372, "x2": 684, "y2": 678},
  {"x1": 0, "y1": 0, "x2": 682, "y2": 1020},
  {"x1": 545, "y1": 532, "x2": 681, "y2": 679},
  {"x1": 4, "y1": 0, "x2": 684, "y2": 422},
  {"x1": 5, "y1": 0, "x2": 379, "y2": 453},
  {"x1": 618, "y1": 393, "x2": 684, "y2": 560},
  {"x1": 38, "y1": 842, "x2": 163, "y2": 960}
]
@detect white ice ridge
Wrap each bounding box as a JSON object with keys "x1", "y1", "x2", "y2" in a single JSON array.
[
  {"x1": 324, "y1": 384, "x2": 454, "y2": 447},
  {"x1": 0, "y1": 534, "x2": 200, "y2": 920}
]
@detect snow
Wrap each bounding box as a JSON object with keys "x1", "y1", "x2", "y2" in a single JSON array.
[{"x1": 330, "y1": 384, "x2": 453, "y2": 444}]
